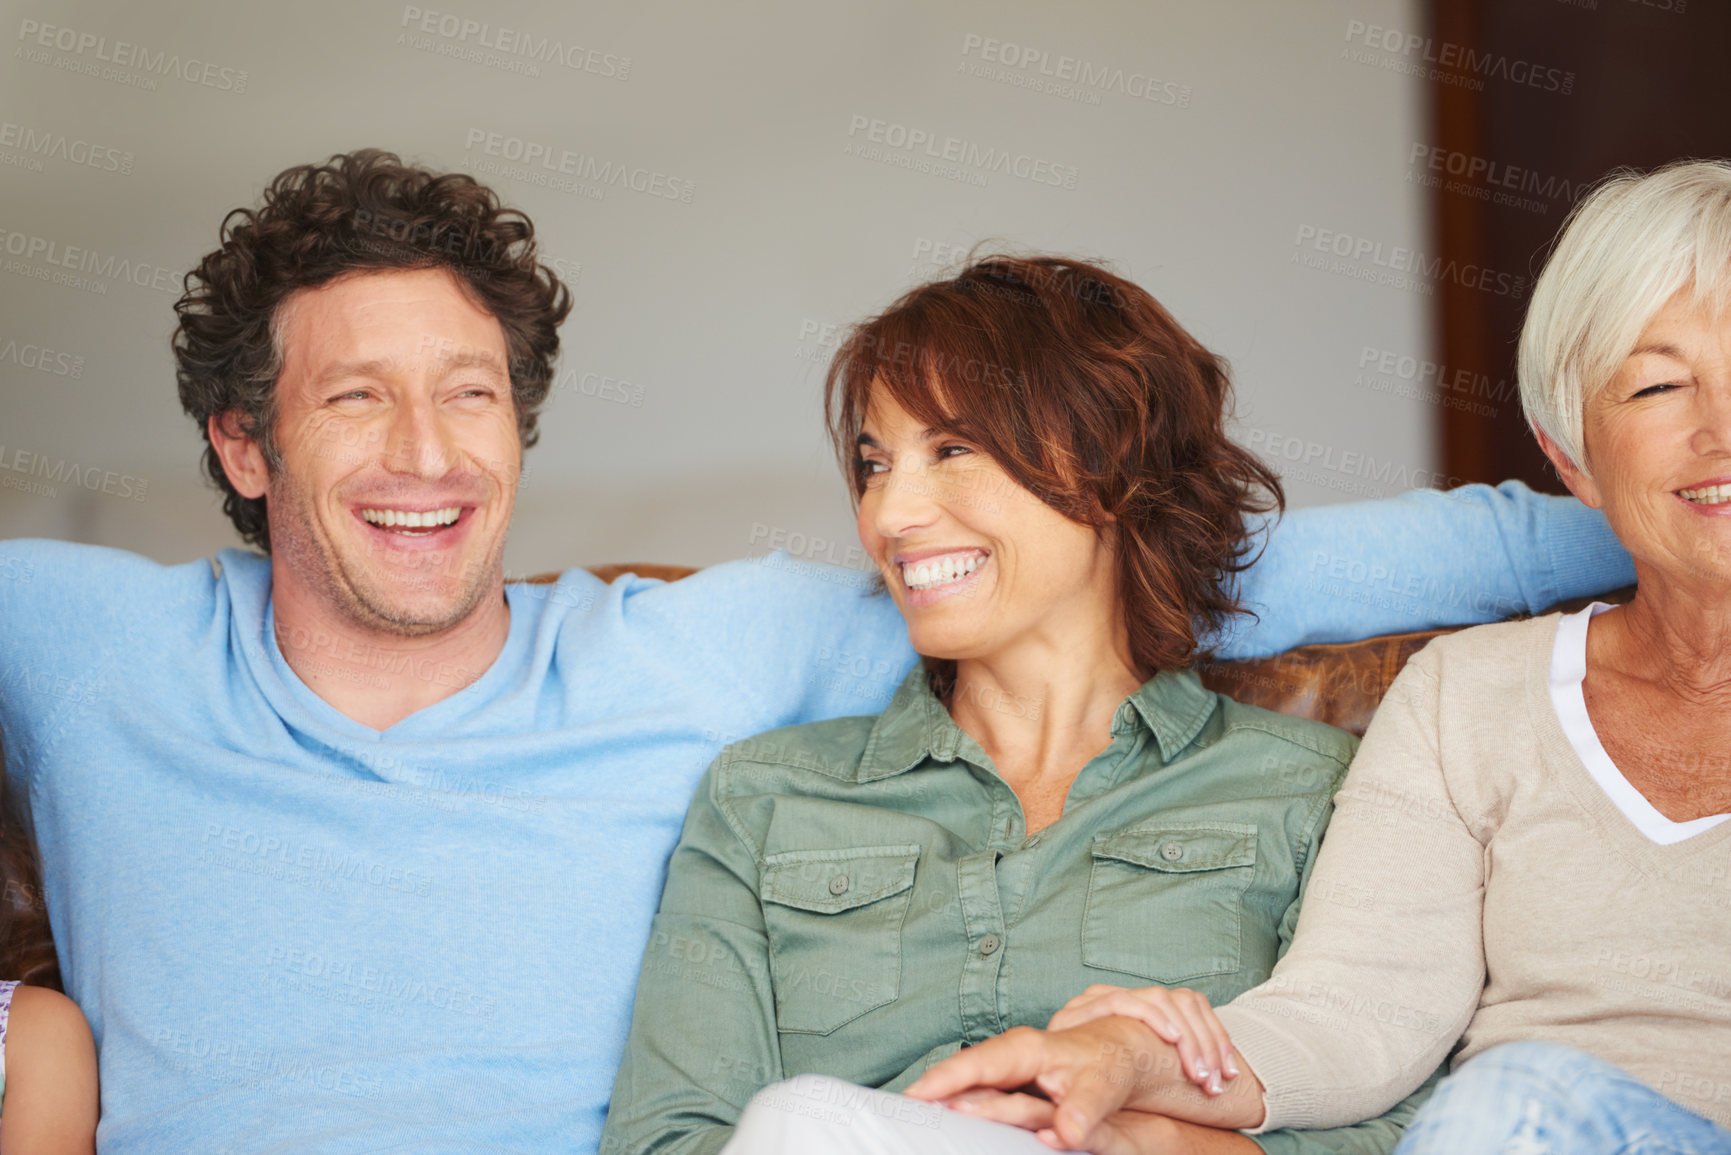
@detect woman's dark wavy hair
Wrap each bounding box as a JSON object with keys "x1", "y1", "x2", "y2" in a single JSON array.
[
  {"x1": 0, "y1": 728, "x2": 60, "y2": 990},
  {"x1": 824, "y1": 252, "x2": 1282, "y2": 684},
  {"x1": 173, "y1": 149, "x2": 573, "y2": 551}
]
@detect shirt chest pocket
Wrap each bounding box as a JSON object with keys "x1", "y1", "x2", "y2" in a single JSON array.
[
  {"x1": 760, "y1": 844, "x2": 920, "y2": 1035},
  {"x1": 1083, "y1": 823, "x2": 1258, "y2": 985}
]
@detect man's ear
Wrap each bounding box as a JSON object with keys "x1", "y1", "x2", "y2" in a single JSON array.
[
  {"x1": 208, "y1": 412, "x2": 270, "y2": 500},
  {"x1": 1533, "y1": 427, "x2": 1601, "y2": 509}
]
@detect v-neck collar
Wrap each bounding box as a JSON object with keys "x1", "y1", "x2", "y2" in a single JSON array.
[
  {"x1": 1527, "y1": 609, "x2": 1731, "y2": 865},
  {"x1": 1549, "y1": 603, "x2": 1730, "y2": 845},
  {"x1": 221, "y1": 548, "x2": 533, "y2": 742}
]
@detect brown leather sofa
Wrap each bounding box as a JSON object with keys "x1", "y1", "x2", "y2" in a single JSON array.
[{"x1": 558, "y1": 564, "x2": 1635, "y2": 738}]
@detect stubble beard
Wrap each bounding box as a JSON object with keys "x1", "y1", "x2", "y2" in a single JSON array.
[{"x1": 268, "y1": 470, "x2": 504, "y2": 639}]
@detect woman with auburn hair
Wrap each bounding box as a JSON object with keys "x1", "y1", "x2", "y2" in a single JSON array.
[
  {"x1": 600, "y1": 254, "x2": 1436, "y2": 1155},
  {"x1": 906, "y1": 163, "x2": 1731, "y2": 1155}
]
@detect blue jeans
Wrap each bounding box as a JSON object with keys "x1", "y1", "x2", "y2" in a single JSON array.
[{"x1": 1395, "y1": 1042, "x2": 1731, "y2": 1155}]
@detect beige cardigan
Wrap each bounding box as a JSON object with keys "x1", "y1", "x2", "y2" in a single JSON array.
[{"x1": 1216, "y1": 613, "x2": 1731, "y2": 1130}]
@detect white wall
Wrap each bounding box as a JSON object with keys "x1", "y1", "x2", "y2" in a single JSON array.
[{"x1": 0, "y1": 0, "x2": 1434, "y2": 574}]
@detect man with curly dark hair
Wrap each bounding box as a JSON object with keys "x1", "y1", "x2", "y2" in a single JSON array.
[
  {"x1": 169, "y1": 149, "x2": 577, "y2": 726},
  {"x1": 0, "y1": 148, "x2": 1636, "y2": 1151},
  {"x1": 176, "y1": 148, "x2": 568, "y2": 559}
]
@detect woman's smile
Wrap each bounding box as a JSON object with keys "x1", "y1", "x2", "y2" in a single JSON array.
[{"x1": 897, "y1": 548, "x2": 990, "y2": 604}]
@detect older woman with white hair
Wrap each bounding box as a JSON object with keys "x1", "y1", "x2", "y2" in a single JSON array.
[{"x1": 906, "y1": 159, "x2": 1731, "y2": 1154}]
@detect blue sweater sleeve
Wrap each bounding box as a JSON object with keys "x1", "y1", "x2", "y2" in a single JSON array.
[
  {"x1": 622, "y1": 552, "x2": 918, "y2": 728},
  {"x1": 1211, "y1": 482, "x2": 1634, "y2": 661},
  {"x1": 0, "y1": 540, "x2": 216, "y2": 786}
]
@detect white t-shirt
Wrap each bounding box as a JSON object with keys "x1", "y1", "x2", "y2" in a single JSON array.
[{"x1": 1549, "y1": 603, "x2": 1731, "y2": 845}]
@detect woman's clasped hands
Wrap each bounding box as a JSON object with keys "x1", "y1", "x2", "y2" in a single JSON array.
[{"x1": 906, "y1": 985, "x2": 1266, "y2": 1154}]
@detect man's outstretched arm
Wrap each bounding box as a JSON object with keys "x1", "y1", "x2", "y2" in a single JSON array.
[
  {"x1": 1214, "y1": 480, "x2": 1632, "y2": 660},
  {"x1": 633, "y1": 480, "x2": 1631, "y2": 721}
]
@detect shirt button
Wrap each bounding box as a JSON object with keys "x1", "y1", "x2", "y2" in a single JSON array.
[
  {"x1": 978, "y1": 934, "x2": 1001, "y2": 957},
  {"x1": 1160, "y1": 842, "x2": 1184, "y2": 862},
  {"x1": 828, "y1": 874, "x2": 850, "y2": 896},
  {"x1": 1022, "y1": 834, "x2": 1042, "y2": 850}
]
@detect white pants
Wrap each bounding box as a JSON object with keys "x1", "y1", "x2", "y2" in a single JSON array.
[{"x1": 721, "y1": 1075, "x2": 1055, "y2": 1155}]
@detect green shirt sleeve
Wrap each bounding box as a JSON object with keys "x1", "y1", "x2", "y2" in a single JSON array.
[{"x1": 600, "y1": 757, "x2": 780, "y2": 1155}]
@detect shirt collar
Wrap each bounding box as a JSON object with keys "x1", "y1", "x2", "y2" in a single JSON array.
[
  {"x1": 1116, "y1": 667, "x2": 1218, "y2": 762},
  {"x1": 856, "y1": 662, "x2": 1218, "y2": 781}
]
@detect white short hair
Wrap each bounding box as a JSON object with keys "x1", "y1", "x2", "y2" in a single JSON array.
[{"x1": 1519, "y1": 159, "x2": 1731, "y2": 473}]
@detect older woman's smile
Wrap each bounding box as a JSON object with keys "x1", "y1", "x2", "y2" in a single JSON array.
[{"x1": 1677, "y1": 480, "x2": 1731, "y2": 507}]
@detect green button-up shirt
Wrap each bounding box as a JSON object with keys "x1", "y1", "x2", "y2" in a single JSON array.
[{"x1": 602, "y1": 667, "x2": 1436, "y2": 1155}]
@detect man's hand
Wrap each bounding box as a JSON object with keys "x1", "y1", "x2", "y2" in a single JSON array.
[{"x1": 905, "y1": 1017, "x2": 1266, "y2": 1150}]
